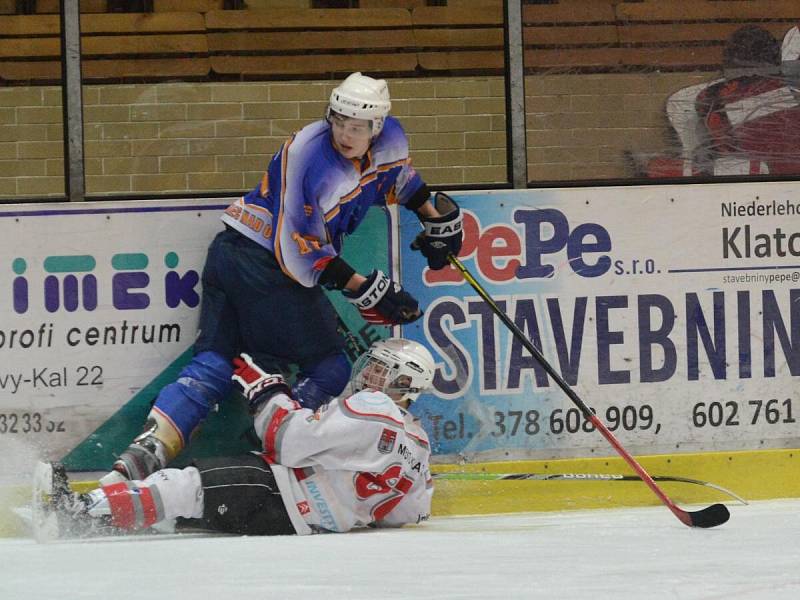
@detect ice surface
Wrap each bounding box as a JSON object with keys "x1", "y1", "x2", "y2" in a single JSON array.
[{"x1": 1, "y1": 499, "x2": 798, "y2": 600}]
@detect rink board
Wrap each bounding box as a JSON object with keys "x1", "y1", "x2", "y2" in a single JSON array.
[
  {"x1": 0, "y1": 184, "x2": 799, "y2": 536},
  {"x1": 1, "y1": 447, "x2": 797, "y2": 537},
  {"x1": 432, "y1": 448, "x2": 800, "y2": 516},
  {"x1": 0, "y1": 198, "x2": 390, "y2": 470},
  {"x1": 400, "y1": 182, "x2": 800, "y2": 461},
  {"x1": 0, "y1": 185, "x2": 797, "y2": 467}
]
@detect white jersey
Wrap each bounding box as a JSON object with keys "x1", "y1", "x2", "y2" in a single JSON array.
[{"x1": 253, "y1": 389, "x2": 433, "y2": 535}]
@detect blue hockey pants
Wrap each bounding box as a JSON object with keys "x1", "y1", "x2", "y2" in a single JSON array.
[{"x1": 152, "y1": 228, "x2": 351, "y2": 443}]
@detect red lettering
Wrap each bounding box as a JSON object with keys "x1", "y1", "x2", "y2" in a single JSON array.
[{"x1": 476, "y1": 226, "x2": 521, "y2": 282}]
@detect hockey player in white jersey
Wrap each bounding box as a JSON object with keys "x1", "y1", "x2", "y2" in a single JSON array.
[{"x1": 42, "y1": 338, "x2": 435, "y2": 537}]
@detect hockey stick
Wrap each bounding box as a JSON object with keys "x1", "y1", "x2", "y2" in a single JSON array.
[
  {"x1": 334, "y1": 313, "x2": 370, "y2": 361},
  {"x1": 431, "y1": 471, "x2": 747, "y2": 506},
  {"x1": 446, "y1": 254, "x2": 730, "y2": 528}
]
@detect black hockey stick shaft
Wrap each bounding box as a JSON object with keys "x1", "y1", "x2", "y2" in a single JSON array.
[
  {"x1": 431, "y1": 471, "x2": 747, "y2": 505},
  {"x1": 446, "y1": 254, "x2": 730, "y2": 528}
]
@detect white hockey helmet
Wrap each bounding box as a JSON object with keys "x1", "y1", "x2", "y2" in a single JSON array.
[
  {"x1": 350, "y1": 338, "x2": 435, "y2": 405},
  {"x1": 327, "y1": 72, "x2": 391, "y2": 137}
]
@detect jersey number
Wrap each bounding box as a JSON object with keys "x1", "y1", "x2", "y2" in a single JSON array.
[
  {"x1": 291, "y1": 232, "x2": 322, "y2": 254},
  {"x1": 355, "y1": 465, "x2": 413, "y2": 521}
]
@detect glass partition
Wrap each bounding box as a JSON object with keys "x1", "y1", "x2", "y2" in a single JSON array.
[
  {"x1": 75, "y1": 0, "x2": 508, "y2": 197},
  {"x1": 6, "y1": 1, "x2": 800, "y2": 199},
  {"x1": 0, "y1": 9, "x2": 65, "y2": 199},
  {"x1": 522, "y1": 0, "x2": 800, "y2": 183}
]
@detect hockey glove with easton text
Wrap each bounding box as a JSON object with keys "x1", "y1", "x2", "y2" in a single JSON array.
[
  {"x1": 343, "y1": 269, "x2": 421, "y2": 326},
  {"x1": 411, "y1": 191, "x2": 463, "y2": 270},
  {"x1": 232, "y1": 353, "x2": 292, "y2": 413}
]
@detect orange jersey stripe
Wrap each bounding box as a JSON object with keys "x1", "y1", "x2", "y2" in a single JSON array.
[
  {"x1": 323, "y1": 158, "x2": 408, "y2": 222},
  {"x1": 273, "y1": 136, "x2": 297, "y2": 282}
]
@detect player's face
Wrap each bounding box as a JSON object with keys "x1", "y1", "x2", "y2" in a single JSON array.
[
  {"x1": 330, "y1": 113, "x2": 372, "y2": 159},
  {"x1": 358, "y1": 358, "x2": 390, "y2": 392},
  {"x1": 357, "y1": 358, "x2": 412, "y2": 405}
]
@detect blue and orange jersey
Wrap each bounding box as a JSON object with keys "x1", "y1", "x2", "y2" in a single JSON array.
[{"x1": 221, "y1": 116, "x2": 426, "y2": 287}]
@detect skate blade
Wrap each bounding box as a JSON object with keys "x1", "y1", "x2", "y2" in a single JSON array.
[
  {"x1": 31, "y1": 461, "x2": 59, "y2": 543},
  {"x1": 12, "y1": 505, "x2": 33, "y2": 535}
]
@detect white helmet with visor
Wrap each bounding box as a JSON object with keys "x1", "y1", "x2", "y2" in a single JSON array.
[
  {"x1": 350, "y1": 338, "x2": 435, "y2": 405},
  {"x1": 327, "y1": 72, "x2": 391, "y2": 137}
]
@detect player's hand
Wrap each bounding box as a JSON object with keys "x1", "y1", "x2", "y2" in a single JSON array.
[
  {"x1": 231, "y1": 353, "x2": 291, "y2": 413},
  {"x1": 411, "y1": 192, "x2": 463, "y2": 270},
  {"x1": 343, "y1": 270, "x2": 422, "y2": 326}
]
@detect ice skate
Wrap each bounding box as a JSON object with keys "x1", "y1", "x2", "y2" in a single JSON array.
[{"x1": 31, "y1": 461, "x2": 115, "y2": 541}]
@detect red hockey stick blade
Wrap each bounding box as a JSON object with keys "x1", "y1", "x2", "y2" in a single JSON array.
[{"x1": 685, "y1": 503, "x2": 730, "y2": 528}]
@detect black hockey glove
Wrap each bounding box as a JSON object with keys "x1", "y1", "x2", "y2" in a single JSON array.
[
  {"x1": 411, "y1": 192, "x2": 463, "y2": 270},
  {"x1": 231, "y1": 353, "x2": 291, "y2": 413},
  {"x1": 343, "y1": 270, "x2": 422, "y2": 326}
]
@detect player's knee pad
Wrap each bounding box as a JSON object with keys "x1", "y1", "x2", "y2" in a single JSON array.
[
  {"x1": 181, "y1": 350, "x2": 234, "y2": 395},
  {"x1": 152, "y1": 350, "x2": 234, "y2": 446},
  {"x1": 293, "y1": 351, "x2": 351, "y2": 410}
]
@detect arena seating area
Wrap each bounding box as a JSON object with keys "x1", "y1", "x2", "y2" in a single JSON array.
[
  {"x1": 1, "y1": 0, "x2": 799, "y2": 84},
  {"x1": 524, "y1": 0, "x2": 800, "y2": 72}
]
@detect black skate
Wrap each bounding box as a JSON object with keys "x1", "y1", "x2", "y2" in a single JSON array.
[{"x1": 31, "y1": 461, "x2": 115, "y2": 542}]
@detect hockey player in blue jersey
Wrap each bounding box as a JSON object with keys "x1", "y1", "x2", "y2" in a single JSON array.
[{"x1": 100, "y1": 72, "x2": 462, "y2": 486}]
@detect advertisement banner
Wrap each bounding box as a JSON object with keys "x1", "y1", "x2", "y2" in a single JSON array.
[
  {"x1": 0, "y1": 199, "x2": 227, "y2": 468},
  {"x1": 2, "y1": 185, "x2": 797, "y2": 470},
  {"x1": 399, "y1": 183, "x2": 800, "y2": 461},
  {"x1": 0, "y1": 199, "x2": 389, "y2": 471}
]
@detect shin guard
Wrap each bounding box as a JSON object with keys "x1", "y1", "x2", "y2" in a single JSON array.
[{"x1": 150, "y1": 350, "x2": 234, "y2": 455}]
